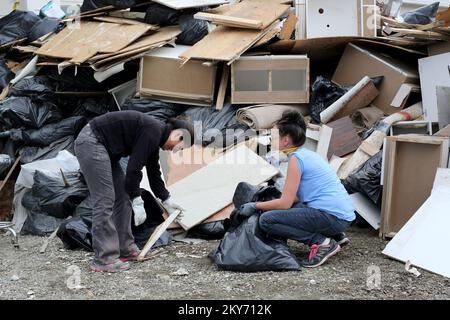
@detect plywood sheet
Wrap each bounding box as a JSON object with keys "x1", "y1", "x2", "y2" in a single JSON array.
[
  {"x1": 179, "y1": 22, "x2": 278, "y2": 63},
  {"x1": 35, "y1": 21, "x2": 151, "y2": 64},
  {"x1": 168, "y1": 144, "x2": 278, "y2": 230},
  {"x1": 195, "y1": 0, "x2": 290, "y2": 30},
  {"x1": 350, "y1": 192, "x2": 380, "y2": 230}
]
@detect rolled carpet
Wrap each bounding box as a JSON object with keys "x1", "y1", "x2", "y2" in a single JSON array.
[{"x1": 236, "y1": 104, "x2": 309, "y2": 130}]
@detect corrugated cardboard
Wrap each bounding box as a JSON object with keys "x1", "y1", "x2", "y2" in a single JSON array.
[
  {"x1": 332, "y1": 43, "x2": 419, "y2": 115},
  {"x1": 139, "y1": 46, "x2": 217, "y2": 106},
  {"x1": 231, "y1": 55, "x2": 309, "y2": 104}
]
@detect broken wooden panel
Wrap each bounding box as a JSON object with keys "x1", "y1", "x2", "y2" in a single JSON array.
[
  {"x1": 380, "y1": 135, "x2": 450, "y2": 238},
  {"x1": 35, "y1": 21, "x2": 151, "y2": 64},
  {"x1": 325, "y1": 116, "x2": 362, "y2": 159},
  {"x1": 194, "y1": 0, "x2": 290, "y2": 30},
  {"x1": 179, "y1": 21, "x2": 279, "y2": 63}
]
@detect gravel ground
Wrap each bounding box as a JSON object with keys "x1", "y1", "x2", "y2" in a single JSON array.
[{"x1": 1, "y1": 225, "x2": 449, "y2": 300}]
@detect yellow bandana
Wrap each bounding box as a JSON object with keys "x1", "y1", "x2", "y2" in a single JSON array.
[{"x1": 281, "y1": 146, "x2": 299, "y2": 156}]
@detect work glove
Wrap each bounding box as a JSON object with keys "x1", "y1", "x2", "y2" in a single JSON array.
[
  {"x1": 162, "y1": 197, "x2": 185, "y2": 222},
  {"x1": 132, "y1": 197, "x2": 146, "y2": 226},
  {"x1": 239, "y1": 202, "x2": 258, "y2": 217}
]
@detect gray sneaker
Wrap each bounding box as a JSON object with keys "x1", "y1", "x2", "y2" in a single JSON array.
[
  {"x1": 90, "y1": 259, "x2": 130, "y2": 273},
  {"x1": 332, "y1": 232, "x2": 350, "y2": 247},
  {"x1": 301, "y1": 239, "x2": 341, "y2": 268}
]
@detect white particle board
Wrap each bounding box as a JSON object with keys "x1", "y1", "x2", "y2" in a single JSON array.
[
  {"x1": 418, "y1": 53, "x2": 450, "y2": 122},
  {"x1": 168, "y1": 144, "x2": 278, "y2": 230},
  {"x1": 152, "y1": 0, "x2": 230, "y2": 10},
  {"x1": 350, "y1": 192, "x2": 380, "y2": 230},
  {"x1": 382, "y1": 185, "x2": 450, "y2": 278}
]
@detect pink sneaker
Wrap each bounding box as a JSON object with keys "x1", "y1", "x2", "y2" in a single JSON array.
[
  {"x1": 119, "y1": 249, "x2": 140, "y2": 262},
  {"x1": 90, "y1": 259, "x2": 130, "y2": 273}
]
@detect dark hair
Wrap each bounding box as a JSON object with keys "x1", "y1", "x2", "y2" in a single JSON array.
[
  {"x1": 168, "y1": 117, "x2": 195, "y2": 146},
  {"x1": 274, "y1": 111, "x2": 307, "y2": 147}
]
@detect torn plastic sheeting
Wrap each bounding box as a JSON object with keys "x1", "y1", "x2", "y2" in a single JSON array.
[
  {"x1": 399, "y1": 2, "x2": 440, "y2": 25},
  {"x1": 144, "y1": 2, "x2": 181, "y2": 25},
  {"x1": 80, "y1": 0, "x2": 141, "y2": 12},
  {"x1": 0, "y1": 58, "x2": 14, "y2": 90},
  {"x1": 343, "y1": 151, "x2": 383, "y2": 206},
  {"x1": 209, "y1": 212, "x2": 301, "y2": 272},
  {"x1": 9, "y1": 116, "x2": 86, "y2": 147},
  {"x1": 19, "y1": 135, "x2": 75, "y2": 164},
  {"x1": 70, "y1": 97, "x2": 114, "y2": 118},
  {"x1": 31, "y1": 170, "x2": 88, "y2": 219},
  {"x1": 182, "y1": 103, "x2": 250, "y2": 147},
  {"x1": 0, "y1": 10, "x2": 41, "y2": 46},
  {"x1": 0, "y1": 154, "x2": 13, "y2": 179},
  {"x1": 0, "y1": 97, "x2": 62, "y2": 130},
  {"x1": 176, "y1": 15, "x2": 209, "y2": 46},
  {"x1": 44, "y1": 66, "x2": 108, "y2": 92},
  {"x1": 121, "y1": 97, "x2": 187, "y2": 121},
  {"x1": 27, "y1": 18, "x2": 61, "y2": 43}
]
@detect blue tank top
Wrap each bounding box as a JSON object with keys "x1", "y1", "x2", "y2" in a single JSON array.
[{"x1": 290, "y1": 147, "x2": 355, "y2": 221}]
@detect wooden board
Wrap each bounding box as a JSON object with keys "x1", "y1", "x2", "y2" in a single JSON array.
[
  {"x1": 216, "y1": 64, "x2": 230, "y2": 110},
  {"x1": 153, "y1": 0, "x2": 229, "y2": 9},
  {"x1": 179, "y1": 21, "x2": 279, "y2": 64},
  {"x1": 326, "y1": 117, "x2": 362, "y2": 159},
  {"x1": 382, "y1": 185, "x2": 450, "y2": 278},
  {"x1": 35, "y1": 22, "x2": 151, "y2": 64},
  {"x1": 168, "y1": 144, "x2": 278, "y2": 230},
  {"x1": 279, "y1": 12, "x2": 298, "y2": 40},
  {"x1": 94, "y1": 16, "x2": 158, "y2": 29},
  {"x1": 380, "y1": 135, "x2": 449, "y2": 238},
  {"x1": 194, "y1": 0, "x2": 290, "y2": 30}
]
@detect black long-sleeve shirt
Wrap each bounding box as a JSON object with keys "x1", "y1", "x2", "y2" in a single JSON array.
[{"x1": 90, "y1": 110, "x2": 171, "y2": 200}]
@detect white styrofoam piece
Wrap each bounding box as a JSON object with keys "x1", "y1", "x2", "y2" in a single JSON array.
[
  {"x1": 168, "y1": 144, "x2": 278, "y2": 230},
  {"x1": 432, "y1": 168, "x2": 450, "y2": 192},
  {"x1": 152, "y1": 0, "x2": 229, "y2": 10},
  {"x1": 350, "y1": 192, "x2": 381, "y2": 230},
  {"x1": 418, "y1": 53, "x2": 450, "y2": 122},
  {"x1": 306, "y1": 0, "x2": 359, "y2": 38},
  {"x1": 382, "y1": 185, "x2": 450, "y2": 278},
  {"x1": 146, "y1": 45, "x2": 190, "y2": 59}
]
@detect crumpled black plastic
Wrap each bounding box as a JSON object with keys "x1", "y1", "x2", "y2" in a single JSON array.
[
  {"x1": 0, "y1": 57, "x2": 14, "y2": 90},
  {"x1": 19, "y1": 135, "x2": 75, "y2": 164},
  {"x1": 400, "y1": 2, "x2": 440, "y2": 25},
  {"x1": 9, "y1": 76, "x2": 57, "y2": 100},
  {"x1": 122, "y1": 97, "x2": 187, "y2": 121},
  {"x1": 80, "y1": 0, "x2": 141, "y2": 12},
  {"x1": 176, "y1": 15, "x2": 208, "y2": 46},
  {"x1": 144, "y1": 2, "x2": 181, "y2": 25},
  {"x1": 10, "y1": 116, "x2": 86, "y2": 147},
  {"x1": 0, "y1": 96, "x2": 62, "y2": 130},
  {"x1": 343, "y1": 151, "x2": 383, "y2": 206},
  {"x1": 187, "y1": 221, "x2": 226, "y2": 240},
  {"x1": 0, "y1": 154, "x2": 13, "y2": 179},
  {"x1": 0, "y1": 10, "x2": 41, "y2": 46},
  {"x1": 27, "y1": 17, "x2": 61, "y2": 43}
]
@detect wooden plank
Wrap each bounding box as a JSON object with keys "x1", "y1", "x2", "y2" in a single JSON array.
[
  {"x1": 194, "y1": 0, "x2": 290, "y2": 30},
  {"x1": 437, "y1": 7, "x2": 450, "y2": 27},
  {"x1": 94, "y1": 16, "x2": 158, "y2": 29},
  {"x1": 179, "y1": 21, "x2": 279, "y2": 64},
  {"x1": 35, "y1": 21, "x2": 151, "y2": 64},
  {"x1": 216, "y1": 64, "x2": 230, "y2": 110},
  {"x1": 168, "y1": 144, "x2": 278, "y2": 230},
  {"x1": 279, "y1": 12, "x2": 298, "y2": 40},
  {"x1": 152, "y1": 0, "x2": 229, "y2": 10},
  {"x1": 194, "y1": 12, "x2": 263, "y2": 29},
  {"x1": 137, "y1": 210, "x2": 181, "y2": 261},
  {"x1": 326, "y1": 117, "x2": 362, "y2": 159}
]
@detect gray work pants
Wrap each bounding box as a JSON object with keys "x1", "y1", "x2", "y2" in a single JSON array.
[{"x1": 74, "y1": 124, "x2": 136, "y2": 264}]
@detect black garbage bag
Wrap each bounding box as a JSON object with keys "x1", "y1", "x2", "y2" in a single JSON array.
[
  {"x1": 57, "y1": 214, "x2": 93, "y2": 250},
  {"x1": 10, "y1": 116, "x2": 86, "y2": 147},
  {"x1": 176, "y1": 15, "x2": 208, "y2": 45},
  {"x1": 343, "y1": 151, "x2": 383, "y2": 206},
  {"x1": 0, "y1": 97, "x2": 62, "y2": 130},
  {"x1": 232, "y1": 182, "x2": 282, "y2": 209},
  {"x1": 309, "y1": 76, "x2": 349, "y2": 123},
  {"x1": 182, "y1": 103, "x2": 250, "y2": 147},
  {"x1": 80, "y1": 0, "x2": 141, "y2": 12},
  {"x1": 0, "y1": 154, "x2": 13, "y2": 179},
  {"x1": 0, "y1": 58, "x2": 13, "y2": 90},
  {"x1": 144, "y1": 2, "x2": 181, "y2": 25},
  {"x1": 28, "y1": 18, "x2": 61, "y2": 42},
  {"x1": 31, "y1": 170, "x2": 89, "y2": 219},
  {"x1": 0, "y1": 11, "x2": 41, "y2": 46},
  {"x1": 69, "y1": 96, "x2": 114, "y2": 118},
  {"x1": 21, "y1": 189, "x2": 65, "y2": 236},
  {"x1": 19, "y1": 135, "x2": 75, "y2": 164},
  {"x1": 122, "y1": 97, "x2": 187, "y2": 121},
  {"x1": 400, "y1": 2, "x2": 440, "y2": 25},
  {"x1": 9, "y1": 76, "x2": 56, "y2": 100},
  {"x1": 187, "y1": 221, "x2": 226, "y2": 240},
  {"x1": 209, "y1": 211, "x2": 301, "y2": 272},
  {"x1": 44, "y1": 66, "x2": 107, "y2": 92}
]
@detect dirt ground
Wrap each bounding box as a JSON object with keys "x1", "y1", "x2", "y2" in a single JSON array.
[{"x1": 0, "y1": 225, "x2": 449, "y2": 300}]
